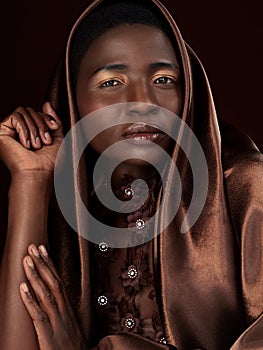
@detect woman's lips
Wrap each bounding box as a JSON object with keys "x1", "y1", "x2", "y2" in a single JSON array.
[{"x1": 121, "y1": 124, "x2": 165, "y2": 144}]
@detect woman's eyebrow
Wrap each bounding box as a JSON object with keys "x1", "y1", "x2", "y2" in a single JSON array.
[
  {"x1": 149, "y1": 62, "x2": 179, "y2": 70},
  {"x1": 92, "y1": 64, "x2": 128, "y2": 76}
]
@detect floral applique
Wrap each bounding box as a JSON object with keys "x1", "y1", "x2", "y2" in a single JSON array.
[
  {"x1": 120, "y1": 247, "x2": 153, "y2": 293},
  {"x1": 121, "y1": 264, "x2": 142, "y2": 288},
  {"x1": 121, "y1": 263, "x2": 152, "y2": 291},
  {"x1": 115, "y1": 173, "x2": 159, "y2": 227},
  {"x1": 120, "y1": 313, "x2": 140, "y2": 333},
  {"x1": 93, "y1": 241, "x2": 114, "y2": 259},
  {"x1": 108, "y1": 297, "x2": 141, "y2": 334}
]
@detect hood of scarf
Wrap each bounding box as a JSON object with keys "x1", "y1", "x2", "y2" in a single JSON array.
[{"x1": 44, "y1": 1, "x2": 263, "y2": 349}]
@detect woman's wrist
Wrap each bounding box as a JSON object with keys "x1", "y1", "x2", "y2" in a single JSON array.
[
  {"x1": 12, "y1": 169, "x2": 54, "y2": 182},
  {"x1": 9, "y1": 171, "x2": 54, "y2": 199}
]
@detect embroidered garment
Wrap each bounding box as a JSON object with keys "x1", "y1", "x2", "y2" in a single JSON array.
[
  {"x1": 1, "y1": 1, "x2": 262, "y2": 349},
  {"x1": 92, "y1": 242, "x2": 166, "y2": 344}
]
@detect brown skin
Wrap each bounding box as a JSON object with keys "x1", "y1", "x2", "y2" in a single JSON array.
[
  {"x1": 77, "y1": 24, "x2": 182, "y2": 179},
  {"x1": 0, "y1": 24, "x2": 182, "y2": 349},
  {"x1": 0, "y1": 103, "x2": 87, "y2": 349},
  {"x1": 0, "y1": 102, "x2": 68, "y2": 349},
  {"x1": 20, "y1": 244, "x2": 86, "y2": 350},
  {"x1": 77, "y1": 24, "x2": 182, "y2": 120}
]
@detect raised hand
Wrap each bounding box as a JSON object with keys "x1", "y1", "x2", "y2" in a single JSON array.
[
  {"x1": 0, "y1": 102, "x2": 64, "y2": 177},
  {"x1": 20, "y1": 244, "x2": 87, "y2": 350}
]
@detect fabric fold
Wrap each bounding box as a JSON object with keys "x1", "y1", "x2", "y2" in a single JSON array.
[{"x1": 1, "y1": 0, "x2": 262, "y2": 349}]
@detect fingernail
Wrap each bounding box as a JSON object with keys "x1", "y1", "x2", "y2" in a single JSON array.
[
  {"x1": 30, "y1": 245, "x2": 40, "y2": 257},
  {"x1": 50, "y1": 119, "x2": 57, "y2": 125},
  {"x1": 27, "y1": 256, "x2": 34, "y2": 267},
  {"x1": 39, "y1": 245, "x2": 48, "y2": 257},
  {"x1": 35, "y1": 136, "x2": 40, "y2": 145},
  {"x1": 26, "y1": 140, "x2": 30, "y2": 149},
  {"x1": 44, "y1": 132, "x2": 51, "y2": 141},
  {"x1": 21, "y1": 282, "x2": 29, "y2": 293}
]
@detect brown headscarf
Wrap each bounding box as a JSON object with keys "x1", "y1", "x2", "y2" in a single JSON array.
[{"x1": 1, "y1": 0, "x2": 263, "y2": 349}]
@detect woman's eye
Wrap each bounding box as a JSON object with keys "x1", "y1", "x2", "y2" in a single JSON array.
[
  {"x1": 154, "y1": 76, "x2": 176, "y2": 85},
  {"x1": 100, "y1": 79, "x2": 121, "y2": 88}
]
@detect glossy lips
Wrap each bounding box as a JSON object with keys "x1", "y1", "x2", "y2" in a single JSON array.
[{"x1": 121, "y1": 123, "x2": 165, "y2": 144}]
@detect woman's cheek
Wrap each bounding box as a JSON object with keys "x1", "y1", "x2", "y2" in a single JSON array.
[
  {"x1": 168, "y1": 91, "x2": 183, "y2": 116},
  {"x1": 78, "y1": 93, "x2": 124, "y2": 118},
  {"x1": 77, "y1": 95, "x2": 101, "y2": 117}
]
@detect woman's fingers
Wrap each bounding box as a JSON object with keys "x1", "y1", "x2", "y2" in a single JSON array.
[
  {"x1": 1, "y1": 111, "x2": 30, "y2": 149},
  {"x1": 24, "y1": 245, "x2": 73, "y2": 326},
  {"x1": 22, "y1": 254, "x2": 62, "y2": 325},
  {"x1": 26, "y1": 108, "x2": 53, "y2": 146},
  {"x1": 13, "y1": 111, "x2": 31, "y2": 149},
  {"x1": 42, "y1": 102, "x2": 64, "y2": 145},
  {"x1": 15, "y1": 107, "x2": 44, "y2": 149},
  {"x1": 38, "y1": 245, "x2": 62, "y2": 281},
  {"x1": 37, "y1": 245, "x2": 78, "y2": 325},
  {"x1": 0, "y1": 102, "x2": 61, "y2": 150},
  {"x1": 18, "y1": 104, "x2": 61, "y2": 148},
  {"x1": 19, "y1": 282, "x2": 53, "y2": 341},
  {"x1": 42, "y1": 102, "x2": 61, "y2": 126},
  {"x1": 38, "y1": 245, "x2": 76, "y2": 321},
  {"x1": 21, "y1": 245, "x2": 87, "y2": 350}
]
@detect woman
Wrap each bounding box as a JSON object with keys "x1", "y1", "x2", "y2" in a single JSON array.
[{"x1": 0, "y1": 0, "x2": 262, "y2": 349}]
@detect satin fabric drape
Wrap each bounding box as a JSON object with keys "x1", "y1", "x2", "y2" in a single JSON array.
[{"x1": 1, "y1": 0, "x2": 263, "y2": 349}]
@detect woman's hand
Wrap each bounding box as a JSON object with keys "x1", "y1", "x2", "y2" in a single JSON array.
[
  {"x1": 0, "y1": 102, "x2": 63, "y2": 178},
  {"x1": 20, "y1": 244, "x2": 87, "y2": 350}
]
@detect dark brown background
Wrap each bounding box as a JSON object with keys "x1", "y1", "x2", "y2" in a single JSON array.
[{"x1": 1, "y1": 0, "x2": 262, "y2": 151}]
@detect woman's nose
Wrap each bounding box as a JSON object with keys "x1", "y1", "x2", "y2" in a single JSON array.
[
  {"x1": 127, "y1": 102, "x2": 159, "y2": 116},
  {"x1": 126, "y1": 82, "x2": 159, "y2": 115}
]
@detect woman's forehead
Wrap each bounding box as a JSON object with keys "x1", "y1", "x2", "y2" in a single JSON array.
[
  {"x1": 69, "y1": 1, "x2": 177, "y2": 86},
  {"x1": 79, "y1": 24, "x2": 178, "y2": 73}
]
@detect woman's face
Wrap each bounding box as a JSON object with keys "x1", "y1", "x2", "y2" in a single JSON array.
[{"x1": 76, "y1": 23, "x2": 183, "y2": 160}]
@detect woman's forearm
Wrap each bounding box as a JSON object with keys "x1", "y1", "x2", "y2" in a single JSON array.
[{"x1": 0, "y1": 174, "x2": 52, "y2": 349}]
